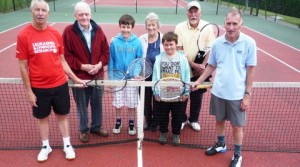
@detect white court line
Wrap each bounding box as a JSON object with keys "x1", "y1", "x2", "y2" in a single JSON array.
[
  {"x1": 0, "y1": 22, "x2": 56, "y2": 53},
  {"x1": 0, "y1": 43, "x2": 16, "y2": 53},
  {"x1": 217, "y1": 25, "x2": 299, "y2": 73},
  {"x1": 244, "y1": 26, "x2": 300, "y2": 52},
  {"x1": 257, "y1": 48, "x2": 300, "y2": 73},
  {"x1": 243, "y1": 27, "x2": 300, "y2": 73},
  {"x1": 0, "y1": 22, "x2": 28, "y2": 53},
  {"x1": 0, "y1": 22, "x2": 29, "y2": 34},
  {"x1": 169, "y1": 0, "x2": 184, "y2": 8}
]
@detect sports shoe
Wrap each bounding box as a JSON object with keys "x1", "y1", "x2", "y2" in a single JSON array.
[
  {"x1": 150, "y1": 124, "x2": 159, "y2": 132},
  {"x1": 113, "y1": 122, "x2": 122, "y2": 134},
  {"x1": 190, "y1": 122, "x2": 201, "y2": 131},
  {"x1": 128, "y1": 126, "x2": 136, "y2": 135},
  {"x1": 79, "y1": 132, "x2": 89, "y2": 143},
  {"x1": 230, "y1": 154, "x2": 242, "y2": 167},
  {"x1": 143, "y1": 123, "x2": 149, "y2": 131},
  {"x1": 181, "y1": 121, "x2": 189, "y2": 130},
  {"x1": 205, "y1": 142, "x2": 227, "y2": 156},
  {"x1": 172, "y1": 135, "x2": 180, "y2": 146},
  {"x1": 159, "y1": 133, "x2": 167, "y2": 144},
  {"x1": 64, "y1": 145, "x2": 75, "y2": 160},
  {"x1": 37, "y1": 146, "x2": 52, "y2": 162},
  {"x1": 90, "y1": 128, "x2": 109, "y2": 137}
]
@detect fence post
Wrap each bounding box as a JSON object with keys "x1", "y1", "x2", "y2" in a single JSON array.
[
  {"x1": 216, "y1": 0, "x2": 220, "y2": 15},
  {"x1": 176, "y1": 0, "x2": 178, "y2": 14},
  {"x1": 12, "y1": 0, "x2": 16, "y2": 11},
  {"x1": 53, "y1": 0, "x2": 56, "y2": 11}
]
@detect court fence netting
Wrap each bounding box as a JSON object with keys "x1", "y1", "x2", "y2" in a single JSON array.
[{"x1": 0, "y1": 78, "x2": 299, "y2": 153}]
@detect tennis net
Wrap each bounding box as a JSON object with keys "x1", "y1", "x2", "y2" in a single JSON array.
[{"x1": 0, "y1": 78, "x2": 299, "y2": 152}]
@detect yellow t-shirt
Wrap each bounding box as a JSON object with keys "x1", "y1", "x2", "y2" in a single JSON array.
[{"x1": 175, "y1": 20, "x2": 215, "y2": 76}]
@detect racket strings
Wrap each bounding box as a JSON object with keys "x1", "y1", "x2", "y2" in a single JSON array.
[{"x1": 127, "y1": 58, "x2": 153, "y2": 80}]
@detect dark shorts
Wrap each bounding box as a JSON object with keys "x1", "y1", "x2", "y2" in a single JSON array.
[
  {"x1": 32, "y1": 82, "x2": 70, "y2": 119},
  {"x1": 210, "y1": 93, "x2": 246, "y2": 126}
]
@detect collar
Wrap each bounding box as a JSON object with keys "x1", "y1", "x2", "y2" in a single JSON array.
[
  {"x1": 186, "y1": 20, "x2": 201, "y2": 30},
  {"x1": 77, "y1": 22, "x2": 92, "y2": 32},
  {"x1": 222, "y1": 32, "x2": 244, "y2": 44}
]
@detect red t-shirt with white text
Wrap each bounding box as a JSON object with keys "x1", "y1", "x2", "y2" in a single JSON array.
[{"x1": 16, "y1": 25, "x2": 67, "y2": 88}]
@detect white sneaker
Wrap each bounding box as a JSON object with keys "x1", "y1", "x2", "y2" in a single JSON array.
[
  {"x1": 128, "y1": 127, "x2": 136, "y2": 135},
  {"x1": 113, "y1": 124, "x2": 122, "y2": 134},
  {"x1": 190, "y1": 122, "x2": 201, "y2": 131},
  {"x1": 64, "y1": 145, "x2": 75, "y2": 160},
  {"x1": 37, "y1": 146, "x2": 52, "y2": 162},
  {"x1": 230, "y1": 154, "x2": 242, "y2": 167},
  {"x1": 181, "y1": 121, "x2": 189, "y2": 130}
]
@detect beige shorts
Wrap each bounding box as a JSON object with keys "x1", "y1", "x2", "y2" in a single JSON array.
[{"x1": 113, "y1": 86, "x2": 139, "y2": 109}]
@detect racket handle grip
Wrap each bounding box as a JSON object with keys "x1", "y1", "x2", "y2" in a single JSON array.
[
  {"x1": 69, "y1": 84, "x2": 85, "y2": 88},
  {"x1": 197, "y1": 84, "x2": 212, "y2": 89}
]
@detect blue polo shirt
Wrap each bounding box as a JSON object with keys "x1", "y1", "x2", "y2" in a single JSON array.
[{"x1": 208, "y1": 32, "x2": 257, "y2": 100}]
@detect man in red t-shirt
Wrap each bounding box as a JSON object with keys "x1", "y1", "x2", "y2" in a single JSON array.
[{"x1": 16, "y1": 0, "x2": 85, "y2": 162}]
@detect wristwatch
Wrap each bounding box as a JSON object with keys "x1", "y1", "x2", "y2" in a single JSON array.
[{"x1": 245, "y1": 91, "x2": 251, "y2": 96}]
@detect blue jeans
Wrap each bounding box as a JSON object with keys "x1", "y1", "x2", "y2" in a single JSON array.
[{"x1": 72, "y1": 87, "x2": 103, "y2": 133}]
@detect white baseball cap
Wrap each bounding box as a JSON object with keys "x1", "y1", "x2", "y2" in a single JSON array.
[{"x1": 187, "y1": 1, "x2": 201, "y2": 11}]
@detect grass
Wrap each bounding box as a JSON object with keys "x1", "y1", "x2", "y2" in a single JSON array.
[
  {"x1": 1, "y1": 0, "x2": 300, "y2": 27},
  {"x1": 0, "y1": 0, "x2": 29, "y2": 13},
  {"x1": 206, "y1": 0, "x2": 300, "y2": 28}
]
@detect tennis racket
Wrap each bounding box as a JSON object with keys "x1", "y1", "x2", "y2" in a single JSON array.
[
  {"x1": 126, "y1": 58, "x2": 153, "y2": 80},
  {"x1": 72, "y1": 69, "x2": 127, "y2": 93},
  {"x1": 153, "y1": 77, "x2": 213, "y2": 102},
  {"x1": 193, "y1": 23, "x2": 220, "y2": 78},
  {"x1": 72, "y1": 58, "x2": 152, "y2": 92},
  {"x1": 195, "y1": 23, "x2": 220, "y2": 60}
]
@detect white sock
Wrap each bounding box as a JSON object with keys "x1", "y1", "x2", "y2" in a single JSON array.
[
  {"x1": 42, "y1": 139, "x2": 50, "y2": 148},
  {"x1": 63, "y1": 136, "x2": 71, "y2": 148}
]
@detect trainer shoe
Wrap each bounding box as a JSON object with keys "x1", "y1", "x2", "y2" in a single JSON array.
[
  {"x1": 143, "y1": 123, "x2": 149, "y2": 131},
  {"x1": 190, "y1": 122, "x2": 201, "y2": 131},
  {"x1": 79, "y1": 132, "x2": 89, "y2": 143},
  {"x1": 159, "y1": 133, "x2": 167, "y2": 144},
  {"x1": 90, "y1": 128, "x2": 109, "y2": 137},
  {"x1": 37, "y1": 146, "x2": 52, "y2": 162},
  {"x1": 181, "y1": 121, "x2": 189, "y2": 130},
  {"x1": 128, "y1": 126, "x2": 136, "y2": 135},
  {"x1": 205, "y1": 142, "x2": 227, "y2": 156},
  {"x1": 150, "y1": 124, "x2": 159, "y2": 132},
  {"x1": 63, "y1": 145, "x2": 75, "y2": 160},
  {"x1": 172, "y1": 135, "x2": 180, "y2": 146},
  {"x1": 113, "y1": 122, "x2": 122, "y2": 134},
  {"x1": 230, "y1": 154, "x2": 242, "y2": 167}
]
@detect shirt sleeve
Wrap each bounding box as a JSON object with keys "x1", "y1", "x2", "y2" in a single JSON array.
[
  {"x1": 16, "y1": 34, "x2": 28, "y2": 60},
  {"x1": 245, "y1": 38, "x2": 257, "y2": 66}
]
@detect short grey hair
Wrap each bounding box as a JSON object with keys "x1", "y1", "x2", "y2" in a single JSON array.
[
  {"x1": 226, "y1": 7, "x2": 243, "y2": 25},
  {"x1": 30, "y1": 0, "x2": 50, "y2": 12},
  {"x1": 74, "y1": 1, "x2": 91, "y2": 14},
  {"x1": 145, "y1": 12, "x2": 161, "y2": 29}
]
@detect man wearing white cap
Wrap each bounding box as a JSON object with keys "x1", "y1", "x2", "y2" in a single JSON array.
[{"x1": 175, "y1": 1, "x2": 215, "y2": 132}]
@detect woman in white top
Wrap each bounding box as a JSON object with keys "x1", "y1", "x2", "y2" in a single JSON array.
[{"x1": 139, "y1": 12, "x2": 164, "y2": 131}]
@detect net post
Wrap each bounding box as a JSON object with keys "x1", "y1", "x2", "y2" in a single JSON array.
[
  {"x1": 94, "y1": 0, "x2": 96, "y2": 12},
  {"x1": 137, "y1": 84, "x2": 145, "y2": 167}
]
